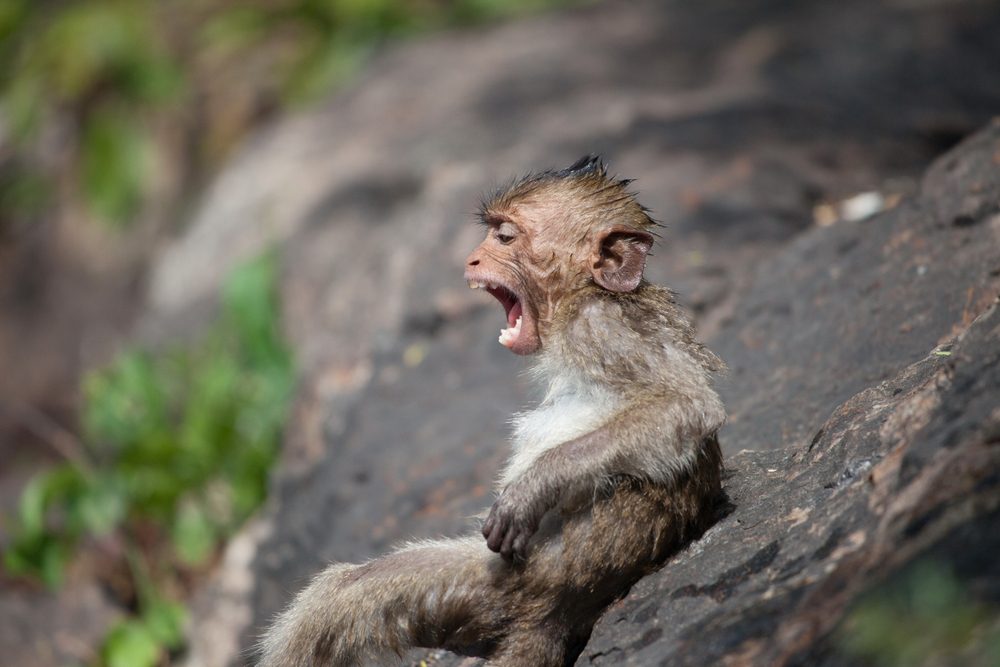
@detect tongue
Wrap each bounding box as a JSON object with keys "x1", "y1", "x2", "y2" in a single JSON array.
[{"x1": 508, "y1": 300, "x2": 523, "y2": 327}]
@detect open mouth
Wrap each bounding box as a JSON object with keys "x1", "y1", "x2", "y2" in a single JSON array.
[{"x1": 468, "y1": 280, "x2": 524, "y2": 348}]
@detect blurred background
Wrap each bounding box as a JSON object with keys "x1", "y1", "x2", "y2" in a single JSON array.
[{"x1": 1, "y1": 1, "x2": 999, "y2": 666}]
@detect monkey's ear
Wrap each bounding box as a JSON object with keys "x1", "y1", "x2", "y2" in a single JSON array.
[{"x1": 591, "y1": 227, "x2": 654, "y2": 293}]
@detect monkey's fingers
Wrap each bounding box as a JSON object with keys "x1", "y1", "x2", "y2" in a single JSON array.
[
  {"x1": 486, "y1": 525, "x2": 506, "y2": 553},
  {"x1": 484, "y1": 508, "x2": 510, "y2": 553},
  {"x1": 482, "y1": 513, "x2": 497, "y2": 541},
  {"x1": 499, "y1": 527, "x2": 518, "y2": 561}
]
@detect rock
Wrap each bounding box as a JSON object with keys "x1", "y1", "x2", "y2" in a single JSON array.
[
  {"x1": 146, "y1": 1, "x2": 1000, "y2": 665},
  {"x1": 0, "y1": 579, "x2": 123, "y2": 667},
  {"x1": 575, "y1": 130, "x2": 1000, "y2": 663},
  {"x1": 713, "y1": 124, "x2": 1000, "y2": 452},
  {"x1": 410, "y1": 122, "x2": 1000, "y2": 667}
]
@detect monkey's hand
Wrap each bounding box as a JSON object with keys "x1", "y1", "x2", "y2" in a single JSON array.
[{"x1": 482, "y1": 479, "x2": 554, "y2": 561}]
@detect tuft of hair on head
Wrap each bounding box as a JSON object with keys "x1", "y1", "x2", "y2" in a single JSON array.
[
  {"x1": 479, "y1": 155, "x2": 659, "y2": 233},
  {"x1": 557, "y1": 154, "x2": 605, "y2": 178}
]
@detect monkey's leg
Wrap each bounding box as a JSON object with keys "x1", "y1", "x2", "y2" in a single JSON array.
[
  {"x1": 485, "y1": 627, "x2": 574, "y2": 667},
  {"x1": 258, "y1": 536, "x2": 522, "y2": 667}
]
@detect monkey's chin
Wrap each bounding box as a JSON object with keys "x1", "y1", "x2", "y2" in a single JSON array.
[
  {"x1": 501, "y1": 321, "x2": 541, "y2": 355},
  {"x1": 505, "y1": 337, "x2": 540, "y2": 355}
]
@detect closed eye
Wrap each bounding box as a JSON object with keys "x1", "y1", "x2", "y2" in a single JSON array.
[{"x1": 494, "y1": 221, "x2": 519, "y2": 245}]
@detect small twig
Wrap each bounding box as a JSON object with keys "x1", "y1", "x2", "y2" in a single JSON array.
[{"x1": 2, "y1": 400, "x2": 94, "y2": 474}]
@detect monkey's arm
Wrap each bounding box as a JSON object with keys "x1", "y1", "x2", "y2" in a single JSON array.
[{"x1": 483, "y1": 394, "x2": 720, "y2": 560}]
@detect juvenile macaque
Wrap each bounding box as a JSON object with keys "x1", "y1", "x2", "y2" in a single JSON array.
[{"x1": 259, "y1": 156, "x2": 726, "y2": 666}]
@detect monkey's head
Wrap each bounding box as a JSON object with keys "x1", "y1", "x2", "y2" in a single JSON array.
[{"x1": 465, "y1": 155, "x2": 656, "y2": 355}]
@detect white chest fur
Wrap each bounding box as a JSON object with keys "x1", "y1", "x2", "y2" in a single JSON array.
[{"x1": 500, "y1": 369, "x2": 621, "y2": 487}]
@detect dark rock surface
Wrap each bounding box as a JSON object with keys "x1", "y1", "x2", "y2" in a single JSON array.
[
  {"x1": 575, "y1": 125, "x2": 1000, "y2": 666},
  {"x1": 421, "y1": 124, "x2": 1000, "y2": 667},
  {"x1": 713, "y1": 125, "x2": 1000, "y2": 451},
  {"x1": 146, "y1": 1, "x2": 1000, "y2": 666},
  {"x1": 0, "y1": 578, "x2": 122, "y2": 667}
]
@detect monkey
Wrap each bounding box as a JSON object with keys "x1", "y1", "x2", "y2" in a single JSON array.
[{"x1": 258, "y1": 156, "x2": 727, "y2": 667}]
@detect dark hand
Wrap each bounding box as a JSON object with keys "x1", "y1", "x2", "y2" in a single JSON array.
[{"x1": 481, "y1": 482, "x2": 550, "y2": 561}]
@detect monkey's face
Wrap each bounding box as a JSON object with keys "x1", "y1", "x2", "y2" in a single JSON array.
[
  {"x1": 464, "y1": 205, "x2": 637, "y2": 355},
  {"x1": 467, "y1": 168, "x2": 656, "y2": 355},
  {"x1": 465, "y1": 213, "x2": 547, "y2": 355}
]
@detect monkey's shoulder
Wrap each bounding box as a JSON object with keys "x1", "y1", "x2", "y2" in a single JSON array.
[
  {"x1": 560, "y1": 285, "x2": 685, "y2": 347},
  {"x1": 549, "y1": 284, "x2": 723, "y2": 390}
]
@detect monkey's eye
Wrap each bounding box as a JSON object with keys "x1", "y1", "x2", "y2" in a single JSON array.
[{"x1": 493, "y1": 222, "x2": 518, "y2": 245}]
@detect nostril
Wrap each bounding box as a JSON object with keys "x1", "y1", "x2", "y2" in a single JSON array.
[{"x1": 468, "y1": 259, "x2": 480, "y2": 266}]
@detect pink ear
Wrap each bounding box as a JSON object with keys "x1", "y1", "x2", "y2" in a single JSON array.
[{"x1": 591, "y1": 227, "x2": 654, "y2": 292}]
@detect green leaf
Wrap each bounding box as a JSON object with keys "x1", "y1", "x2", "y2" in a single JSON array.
[
  {"x1": 103, "y1": 620, "x2": 161, "y2": 667},
  {"x1": 17, "y1": 466, "x2": 86, "y2": 535},
  {"x1": 143, "y1": 599, "x2": 188, "y2": 649},
  {"x1": 39, "y1": 539, "x2": 70, "y2": 588},
  {"x1": 171, "y1": 502, "x2": 217, "y2": 566},
  {"x1": 80, "y1": 105, "x2": 149, "y2": 226},
  {"x1": 74, "y1": 476, "x2": 127, "y2": 535},
  {"x1": 18, "y1": 474, "x2": 53, "y2": 537},
  {"x1": 116, "y1": 49, "x2": 184, "y2": 105},
  {"x1": 83, "y1": 350, "x2": 168, "y2": 454},
  {"x1": 3, "y1": 533, "x2": 59, "y2": 586},
  {"x1": 2, "y1": 466, "x2": 88, "y2": 584},
  {"x1": 0, "y1": 0, "x2": 27, "y2": 41},
  {"x1": 223, "y1": 254, "x2": 277, "y2": 340},
  {"x1": 5, "y1": 533, "x2": 71, "y2": 588}
]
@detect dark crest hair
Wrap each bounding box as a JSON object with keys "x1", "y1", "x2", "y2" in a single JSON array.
[
  {"x1": 478, "y1": 155, "x2": 658, "y2": 230},
  {"x1": 557, "y1": 154, "x2": 604, "y2": 178}
]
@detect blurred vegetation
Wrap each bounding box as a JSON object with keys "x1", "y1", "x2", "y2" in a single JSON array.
[
  {"x1": 0, "y1": 2, "x2": 578, "y2": 661},
  {"x1": 839, "y1": 560, "x2": 1000, "y2": 667},
  {"x1": 2, "y1": 253, "x2": 293, "y2": 666},
  {"x1": 0, "y1": 0, "x2": 578, "y2": 228}
]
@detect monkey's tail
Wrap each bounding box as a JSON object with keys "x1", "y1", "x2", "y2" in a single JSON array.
[{"x1": 257, "y1": 535, "x2": 500, "y2": 667}]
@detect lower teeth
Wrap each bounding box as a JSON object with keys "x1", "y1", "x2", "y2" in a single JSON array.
[{"x1": 498, "y1": 316, "x2": 523, "y2": 346}]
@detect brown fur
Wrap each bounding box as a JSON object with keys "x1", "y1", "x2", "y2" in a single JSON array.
[{"x1": 258, "y1": 157, "x2": 726, "y2": 666}]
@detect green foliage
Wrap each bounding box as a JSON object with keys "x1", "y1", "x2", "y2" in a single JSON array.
[
  {"x1": 1, "y1": 0, "x2": 182, "y2": 226},
  {"x1": 201, "y1": 0, "x2": 583, "y2": 103},
  {"x1": 839, "y1": 560, "x2": 1000, "y2": 667},
  {"x1": 103, "y1": 620, "x2": 160, "y2": 667},
  {"x1": 0, "y1": 0, "x2": 579, "y2": 228},
  {"x1": 80, "y1": 106, "x2": 153, "y2": 226},
  {"x1": 99, "y1": 547, "x2": 188, "y2": 667},
  {"x1": 2, "y1": 466, "x2": 89, "y2": 586},
  {"x1": 3, "y1": 252, "x2": 293, "y2": 593},
  {"x1": 102, "y1": 596, "x2": 187, "y2": 667}
]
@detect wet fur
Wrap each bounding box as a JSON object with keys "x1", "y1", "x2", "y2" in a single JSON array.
[
  {"x1": 259, "y1": 443, "x2": 722, "y2": 666},
  {"x1": 259, "y1": 159, "x2": 726, "y2": 667}
]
